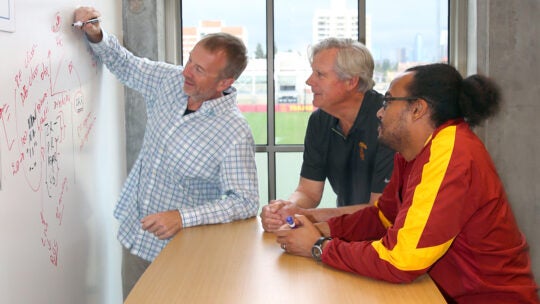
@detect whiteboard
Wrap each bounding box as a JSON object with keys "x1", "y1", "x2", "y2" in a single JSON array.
[{"x1": 0, "y1": 1, "x2": 124, "y2": 303}]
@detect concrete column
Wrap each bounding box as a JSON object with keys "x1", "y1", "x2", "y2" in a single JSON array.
[
  {"x1": 477, "y1": 0, "x2": 540, "y2": 285},
  {"x1": 122, "y1": 0, "x2": 164, "y2": 172}
]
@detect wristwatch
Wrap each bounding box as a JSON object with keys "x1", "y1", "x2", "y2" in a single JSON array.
[{"x1": 311, "y1": 236, "x2": 332, "y2": 262}]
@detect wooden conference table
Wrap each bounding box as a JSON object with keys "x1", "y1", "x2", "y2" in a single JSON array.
[{"x1": 125, "y1": 218, "x2": 446, "y2": 304}]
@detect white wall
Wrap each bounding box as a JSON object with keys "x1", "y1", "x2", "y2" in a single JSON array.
[{"x1": 0, "y1": 1, "x2": 124, "y2": 303}]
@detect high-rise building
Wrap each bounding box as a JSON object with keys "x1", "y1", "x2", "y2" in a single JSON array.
[
  {"x1": 312, "y1": 0, "x2": 358, "y2": 43},
  {"x1": 414, "y1": 33, "x2": 424, "y2": 62}
]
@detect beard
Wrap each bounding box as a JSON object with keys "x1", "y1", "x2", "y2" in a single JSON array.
[
  {"x1": 378, "y1": 130, "x2": 401, "y2": 152},
  {"x1": 377, "y1": 113, "x2": 410, "y2": 153}
]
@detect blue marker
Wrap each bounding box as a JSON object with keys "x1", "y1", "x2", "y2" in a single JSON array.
[{"x1": 286, "y1": 216, "x2": 296, "y2": 229}]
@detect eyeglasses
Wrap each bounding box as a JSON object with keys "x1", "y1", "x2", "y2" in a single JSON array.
[{"x1": 381, "y1": 96, "x2": 419, "y2": 110}]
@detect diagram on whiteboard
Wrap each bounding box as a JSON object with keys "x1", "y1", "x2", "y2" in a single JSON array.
[{"x1": 0, "y1": 12, "x2": 99, "y2": 266}]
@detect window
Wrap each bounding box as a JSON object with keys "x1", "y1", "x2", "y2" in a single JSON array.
[
  {"x1": 367, "y1": 1, "x2": 449, "y2": 92},
  {"x1": 179, "y1": 0, "x2": 449, "y2": 210}
]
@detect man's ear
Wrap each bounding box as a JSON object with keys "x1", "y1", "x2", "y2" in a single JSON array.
[
  {"x1": 412, "y1": 98, "x2": 430, "y2": 120},
  {"x1": 347, "y1": 76, "x2": 361, "y2": 91},
  {"x1": 217, "y1": 77, "x2": 235, "y2": 92}
]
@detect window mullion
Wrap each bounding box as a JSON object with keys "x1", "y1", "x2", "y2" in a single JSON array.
[
  {"x1": 266, "y1": 0, "x2": 276, "y2": 200},
  {"x1": 358, "y1": 0, "x2": 366, "y2": 44}
]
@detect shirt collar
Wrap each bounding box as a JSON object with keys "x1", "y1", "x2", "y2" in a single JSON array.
[{"x1": 195, "y1": 87, "x2": 238, "y2": 116}]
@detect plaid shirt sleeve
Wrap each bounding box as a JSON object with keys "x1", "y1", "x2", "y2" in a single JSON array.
[{"x1": 88, "y1": 31, "x2": 180, "y2": 104}]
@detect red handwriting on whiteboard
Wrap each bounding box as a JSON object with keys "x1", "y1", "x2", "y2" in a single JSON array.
[
  {"x1": 2, "y1": 25, "x2": 98, "y2": 267},
  {"x1": 11, "y1": 153, "x2": 24, "y2": 175},
  {"x1": 41, "y1": 209, "x2": 58, "y2": 266},
  {"x1": 56, "y1": 177, "x2": 68, "y2": 225},
  {"x1": 40, "y1": 62, "x2": 50, "y2": 80},
  {"x1": 24, "y1": 44, "x2": 37, "y2": 69},
  {"x1": 14, "y1": 70, "x2": 22, "y2": 88},
  {"x1": 53, "y1": 94, "x2": 70, "y2": 110},
  {"x1": 0, "y1": 103, "x2": 15, "y2": 150},
  {"x1": 0, "y1": 103, "x2": 11, "y2": 121},
  {"x1": 52, "y1": 13, "x2": 63, "y2": 47},
  {"x1": 19, "y1": 85, "x2": 29, "y2": 105},
  {"x1": 40, "y1": 210, "x2": 59, "y2": 266},
  {"x1": 56, "y1": 36, "x2": 63, "y2": 47},
  {"x1": 49, "y1": 240, "x2": 59, "y2": 266},
  {"x1": 40, "y1": 211, "x2": 49, "y2": 240},
  {"x1": 77, "y1": 111, "x2": 96, "y2": 150},
  {"x1": 51, "y1": 13, "x2": 61, "y2": 33}
]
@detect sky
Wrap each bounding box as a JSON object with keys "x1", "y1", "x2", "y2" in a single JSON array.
[{"x1": 182, "y1": 0, "x2": 448, "y2": 62}]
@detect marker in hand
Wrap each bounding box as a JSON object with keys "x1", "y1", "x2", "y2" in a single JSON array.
[
  {"x1": 286, "y1": 216, "x2": 298, "y2": 229},
  {"x1": 72, "y1": 17, "x2": 101, "y2": 27}
]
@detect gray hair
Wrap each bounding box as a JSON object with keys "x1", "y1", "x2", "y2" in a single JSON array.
[{"x1": 309, "y1": 38, "x2": 375, "y2": 93}]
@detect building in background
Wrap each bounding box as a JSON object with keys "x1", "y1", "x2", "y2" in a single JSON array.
[
  {"x1": 312, "y1": 0, "x2": 358, "y2": 43},
  {"x1": 182, "y1": 20, "x2": 247, "y2": 65},
  {"x1": 182, "y1": 0, "x2": 447, "y2": 104}
]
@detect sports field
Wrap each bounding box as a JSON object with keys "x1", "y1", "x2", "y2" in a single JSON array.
[
  {"x1": 242, "y1": 111, "x2": 312, "y2": 144},
  {"x1": 242, "y1": 110, "x2": 338, "y2": 210}
]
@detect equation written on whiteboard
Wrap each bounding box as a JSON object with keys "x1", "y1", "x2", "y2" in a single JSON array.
[{"x1": 0, "y1": 12, "x2": 99, "y2": 266}]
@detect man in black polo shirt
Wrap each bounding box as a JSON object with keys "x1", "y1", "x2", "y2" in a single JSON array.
[{"x1": 261, "y1": 38, "x2": 394, "y2": 232}]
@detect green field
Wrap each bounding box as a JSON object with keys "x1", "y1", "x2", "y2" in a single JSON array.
[
  {"x1": 242, "y1": 111, "x2": 312, "y2": 145},
  {"x1": 242, "y1": 110, "x2": 338, "y2": 209}
]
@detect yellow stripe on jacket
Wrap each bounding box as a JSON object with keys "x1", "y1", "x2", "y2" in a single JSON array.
[{"x1": 371, "y1": 125, "x2": 458, "y2": 271}]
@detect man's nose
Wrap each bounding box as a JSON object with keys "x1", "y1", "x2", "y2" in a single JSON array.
[
  {"x1": 305, "y1": 74, "x2": 314, "y2": 86},
  {"x1": 182, "y1": 63, "x2": 192, "y2": 77},
  {"x1": 376, "y1": 107, "x2": 384, "y2": 120}
]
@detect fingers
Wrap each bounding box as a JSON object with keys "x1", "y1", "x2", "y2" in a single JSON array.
[
  {"x1": 276, "y1": 235, "x2": 288, "y2": 249},
  {"x1": 74, "y1": 6, "x2": 101, "y2": 22},
  {"x1": 260, "y1": 202, "x2": 287, "y2": 232},
  {"x1": 273, "y1": 226, "x2": 293, "y2": 237},
  {"x1": 268, "y1": 200, "x2": 287, "y2": 212},
  {"x1": 275, "y1": 232, "x2": 302, "y2": 256},
  {"x1": 262, "y1": 218, "x2": 284, "y2": 232},
  {"x1": 141, "y1": 218, "x2": 168, "y2": 240},
  {"x1": 73, "y1": 6, "x2": 103, "y2": 42},
  {"x1": 272, "y1": 214, "x2": 322, "y2": 257},
  {"x1": 141, "y1": 215, "x2": 158, "y2": 233},
  {"x1": 141, "y1": 212, "x2": 181, "y2": 240},
  {"x1": 292, "y1": 214, "x2": 311, "y2": 226},
  {"x1": 261, "y1": 204, "x2": 279, "y2": 216},
  {"x1": 156, "y1": 230, "x2": 174, "y2": 240}
]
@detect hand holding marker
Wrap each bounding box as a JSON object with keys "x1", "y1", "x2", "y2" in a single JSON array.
[{"x1": 72, "y1": 17, "x2": 101, "y2": 27}]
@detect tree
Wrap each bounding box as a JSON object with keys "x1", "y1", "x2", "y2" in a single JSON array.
[
  {"x1": 381, "y1": 59, "x2": 391, "y2": 71},
  {"x1": 255, "y1": 43, "x2": 265, "y2": 59}
]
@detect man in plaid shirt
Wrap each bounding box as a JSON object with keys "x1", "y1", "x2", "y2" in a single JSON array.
[{"x1": 74, "y1": 7, "x2": 259, "y2": 299}]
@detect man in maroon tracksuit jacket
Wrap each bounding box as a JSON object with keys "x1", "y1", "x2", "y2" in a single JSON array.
[{"x1": 275, "y1": 63, "x2": 539, "y2": 303}]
